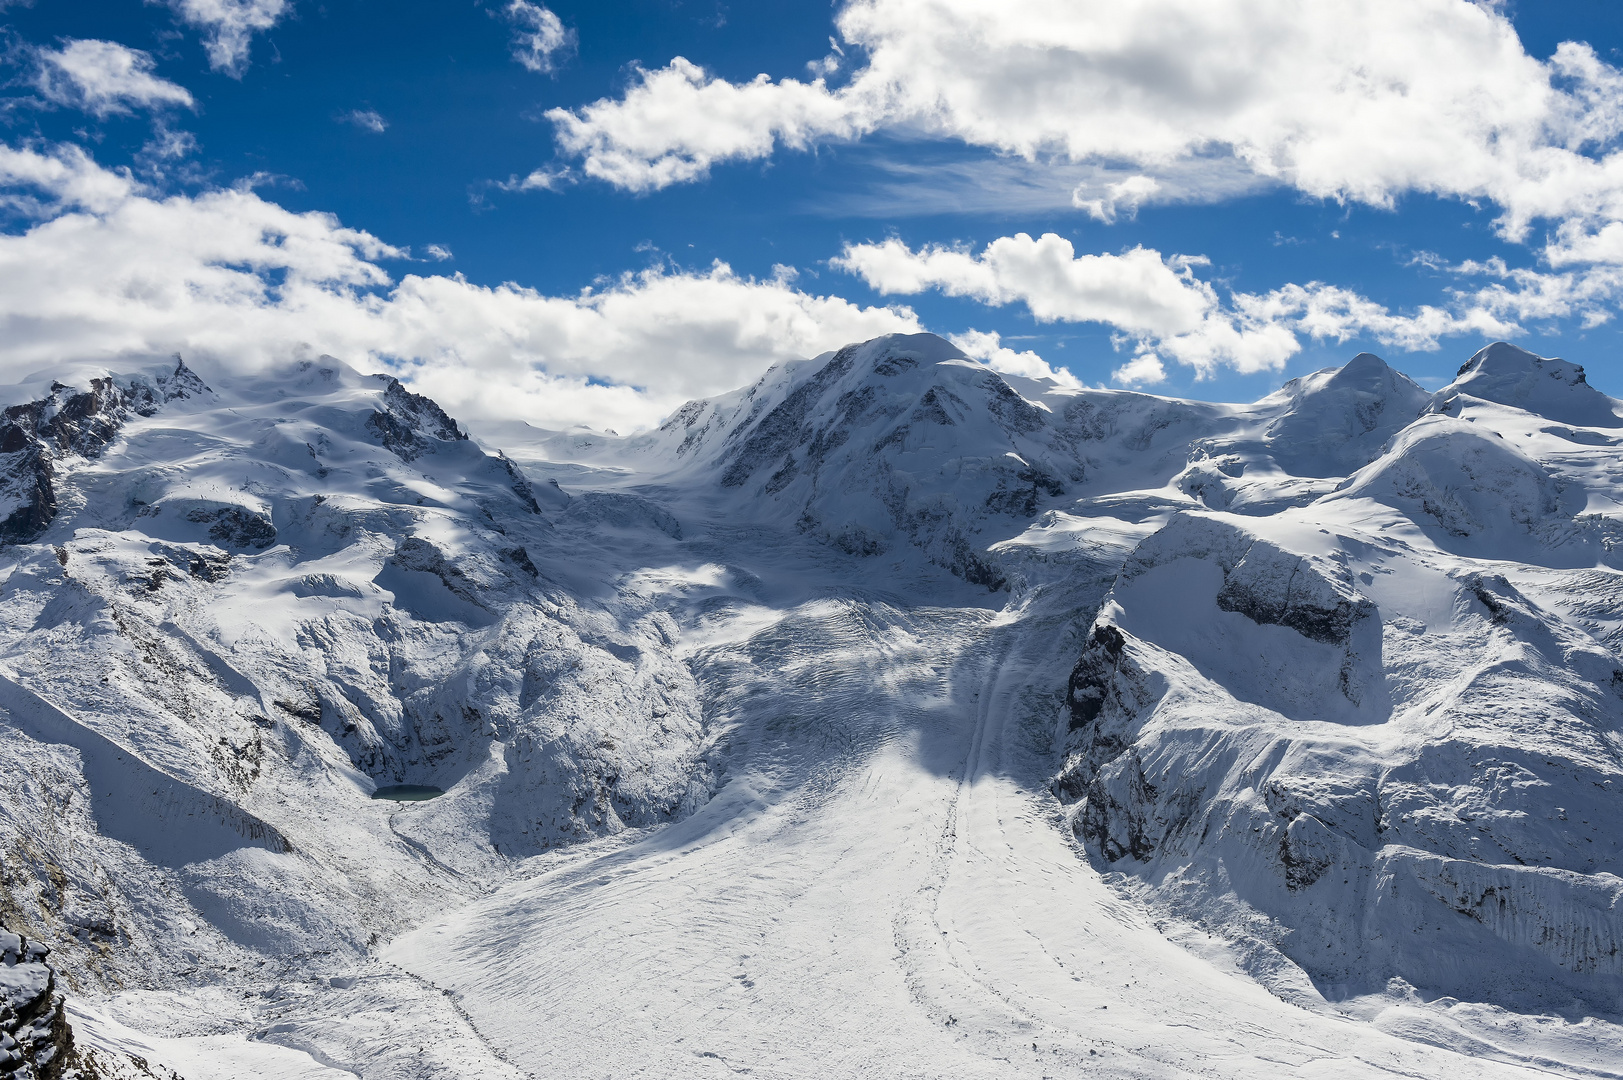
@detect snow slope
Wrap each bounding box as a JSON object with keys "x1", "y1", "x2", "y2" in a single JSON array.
[{"x1": 0, "y1": 335, "x2": 1620, "y2": 1076}]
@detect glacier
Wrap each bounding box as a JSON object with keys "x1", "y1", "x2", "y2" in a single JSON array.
[{"x1": 0, "y1": 335, "x2": 1618, "y2": 1077}]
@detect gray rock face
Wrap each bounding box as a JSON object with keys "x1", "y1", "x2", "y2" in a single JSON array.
[
  {"x1": 365, "y1": 376, "x2": 469, "y2": 461},
  {"x1": 185, "y1": 506, "x2": 277, "y2": 551}
]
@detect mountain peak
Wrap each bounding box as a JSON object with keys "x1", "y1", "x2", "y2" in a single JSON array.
[
  {"x1": 842, "y1": 331, "x2": 968, "y2": 369},
  {"x1": 1437, "y1": 341, "x2": 1621, "y2": 427},
  {"x1": 1455, "y1": 341, "x2": 1560, "y2": 380},
  {"x1": 1331, "y1": 350, "x2": 1397, "y2": 384},
  {"x1": 1256, "y1": 350, "x2": 1428, "y2": 476}
]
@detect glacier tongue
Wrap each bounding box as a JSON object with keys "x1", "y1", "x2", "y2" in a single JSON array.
[{"x1": 0, "y1": 336, "x2": 1622, "y2": 1077}]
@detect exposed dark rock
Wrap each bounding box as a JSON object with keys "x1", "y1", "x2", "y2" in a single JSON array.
[
  {"x1": 0, "y1": 359, "x2": 203, "y2": 547},
  {"x1": 365, "y1": 378, "x2": 468, "y2": 462},
  {"x1": 909, "y1": 386, "x2": 961, "y2": 427},
  {"x1": 1078, "y1": 752, "x2": 1161, "y2": 862},
  {"x1": 186, "y1": 507, "x2": 277, "y2": 552},
  {"x1": 981, "y1": 373, "x2": 1045, "y2": 434},
  {"x1": 984, "y1": 465, "x2": 1065, "y2": 517},
  {"x1": 871, "y1": 352, "x2": 918, "y2": 377},
  {"x1": 274, "y1": 697, "x2": 323, "y2": 725},
  {"x1": 1067, "y1": 623, "x2": 1126, "y2": 732},
  {"x1": 495, "y1": 452, "x2": 541, "y2": 513},
  {"x1": 1213, "y1": 552, "x2": 1373, "y2": 647},
  {"x1": 1278, "y1": 813, "x2": 1338, "y2": 890},
  {"x1": 187, "y1": 552, "x2": 231, "y2": 582},
  {"x1": 501, "y1": 546, "x2": 539, "y2": 578}
]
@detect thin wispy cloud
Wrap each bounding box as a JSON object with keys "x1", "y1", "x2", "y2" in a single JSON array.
[
  {"x1": 504, "y1": 1, "x2": 575, "y2": 75},
  {"x1": 160, "y1": 0, "x2": 291, "y2": 77},
  {"x1": 339, "y1": 108, "x2": 387, "y2": 133},
  {"x1": 800, "y1": 147, "x2": 1268, "y2": 219}
]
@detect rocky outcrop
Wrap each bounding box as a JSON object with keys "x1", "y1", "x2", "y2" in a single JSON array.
[
  {"x1": 184, "y1": 506, "x2": 277, "y2": 551},
  {"x1": 365, "y1": 377, "x2": 468, "y2": 461},
  {"x1": 0, "y1": 360, "x2": 207, "y2": 546},
  {"x1": 0, "y1": 930, "x2": 73, "y2": 1080}
]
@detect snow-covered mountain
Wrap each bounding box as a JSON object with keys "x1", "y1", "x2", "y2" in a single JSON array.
[{"x1": 1, "y1": 335, "x2": 1621, "y2": 1078}]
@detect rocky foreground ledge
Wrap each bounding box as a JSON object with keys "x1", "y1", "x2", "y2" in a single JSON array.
[{"x1": 0, "y1": 929, "x2": 72, "y2": 1079}]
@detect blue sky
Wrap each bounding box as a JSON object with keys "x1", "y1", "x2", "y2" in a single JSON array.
[{"x1": 3, "y1": 1, "x2": 1623, "y2": 430}]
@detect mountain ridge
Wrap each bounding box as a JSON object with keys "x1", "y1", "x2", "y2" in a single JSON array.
[{"x1": 0, "y1": 334, "x2": 1620, "y2": 1078}]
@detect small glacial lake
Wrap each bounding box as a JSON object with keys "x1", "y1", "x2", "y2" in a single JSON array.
[{"x1": 372, "y1": 785, "x2": 444, "y2": 802}]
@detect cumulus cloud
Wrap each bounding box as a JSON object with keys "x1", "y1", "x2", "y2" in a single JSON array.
[
  {"x1": 162, "y1": 0, "x2": 290, "y2": 77},
  {"x1": 547, "y1": 57, "x2": 860, "y2": 191},
  {"x1": 837, "y1": 230, "x2": 1604, "y2": 384},
  {"x1": 33, "y1": 39, "x2": 194, "y2": 117},
  {"x1": 834, "y1": 233, "x2": 1213, "y2": 335},
  {"x1": 542, "y1": 0, "x2": 1623, "y2": 248},
  {"x1": 0, "y1": 143, "x2": 919, "y2": 432},
  {"x1": 505, "y1": 1, "x2": 576, "y2": 75},
  {"x1": 948, "y1": 328, "x2": 1080, "y2": 388},
  {"x1": 1110, "y1": 353, "x2": 1167, "y2": 387},
  {"x1": 835, "y1": 233, "x2": 1293, "y2": 375},
  {"x1": 1072, "y1": 175, "x2": 1159, "y2": 224}
]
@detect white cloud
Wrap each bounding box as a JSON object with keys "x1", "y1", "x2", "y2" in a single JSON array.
[
  {"x1": 542, "y1": 0, "x2": 1623, "y2": 248},
  {"x1": 833, "y1": 233, "x2": 1217, "y2": 337},
  {"x1": 1111, "y1": 353, "x2": 1167, "y2": 387},
  {"x1": 493, "y1": 166, "x2": 574, "y2": 193},
  {"x1": 547, "y1": 57, "x2": 860, "y2": 191},
  {"x1": 806, "y1": 152, "x2": 1267, "y2": 221},
  {"x1": 949, "y1": 328, "x2": 1080, "y2": 388},
  {"x1": 33, "y1": 39, "x2": 194, "y2": 117},
  {"x1": 340, "y1": 109, "x2": 387, "y2": 133},
  {"x1": 505, "y1": 1, "x2": 575, "y2": 75},
  {"x1": 0, "y1": 143, "x2": 920, "y2": 433},
  {"x1": 836, "y1": 230, "x2": 1606, "y2": 382},
  {"x1": 162, "y1": 0, "x2": 290, "y2": 77},
  {"x1": 1072, "y1": 175, "x2": 1159, "y2": 224}
]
